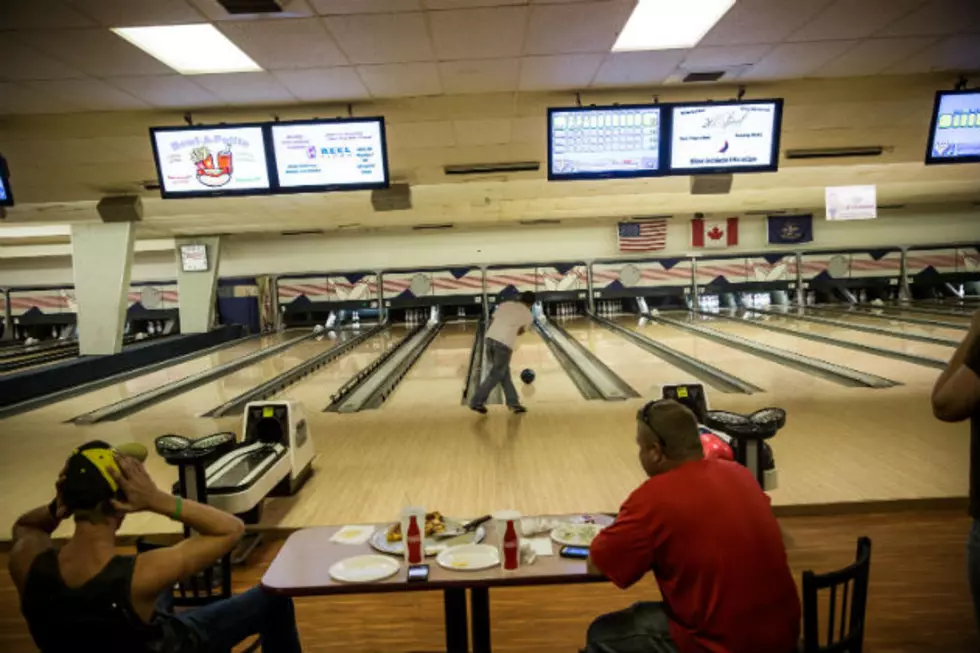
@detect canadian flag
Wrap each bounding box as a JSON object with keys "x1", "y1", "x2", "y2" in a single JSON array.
[{"x1": 692, "y1": 217, "x2": 738, "y2": 248}]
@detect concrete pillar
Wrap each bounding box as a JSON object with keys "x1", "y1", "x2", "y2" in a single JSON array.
[
  {"x1": 71, "y1": 223, "x2": 135, "y2": 355},
  {"x1": 176, "y1": 237, "x2": 221, "y2": 333}
]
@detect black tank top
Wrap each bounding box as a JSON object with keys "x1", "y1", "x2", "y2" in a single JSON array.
[{"x1": 21, "y1": 549, "x2": 166, "y2": 653}]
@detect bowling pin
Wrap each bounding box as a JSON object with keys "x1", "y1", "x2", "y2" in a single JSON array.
[{"x1": 147, "y1": 322, "x2": 156, "y2": 335}]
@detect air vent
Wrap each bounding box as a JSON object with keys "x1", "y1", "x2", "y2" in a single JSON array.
[
  {"x1": 337, "y1": 223, "x2": 362, "y2": 231},
  {"x1": 141, "y1": 179, "x2": 161, "y2": 192},
  {"x1": 683, "y1": 71, "x2": 725, "y2": 83},
  {"x1": 632, "y1": 214, "x2": 673, "y2": 222},
  {"x1": 745, "y1": 209, "x2": 792, "y2": 216},
  {"x1": 412, "y1": 223, "x2": 454, "y2": 231},
  {"x1": 519, "y1": 219, "x2": 561, "y2": 225},
  {"x1": 217, "y1": 0, "x2": 284, "y2": 14},
  {"x1": 281, "y1": 230, "x2": 323, "y2": 236},
  {"x1": 690, "y1": 174, "x2": 733, "y2": 195},
  {"x1": 784, "y1": 146, "x2": 884, "y2": 160},
  {"x1": 444, "y1": 161, "x2": 541, "y2": 175},
  {"x1": 877, "y1": 204, "x2": 906, "y2": 211}
]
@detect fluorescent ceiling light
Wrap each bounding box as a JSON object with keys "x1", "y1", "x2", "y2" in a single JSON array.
[
  {"x1": 112, "y1": 24, "x2": 261, "y2": 75},
  {"x1": 613, "y1": 0, "x2": 736, "y2": 52}
]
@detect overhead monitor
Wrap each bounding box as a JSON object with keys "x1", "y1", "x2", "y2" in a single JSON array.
[
  {"x1": 548, "y1": 105, "x2": 664, "y2": 180},
  {"x1": 179, "y1": 244, "x2": 209, "y2": 272},
  {"x1": 150, "y1": 124, "x2": 272, "y2": 199},
  {"x1": 269, "y1": 118, "x2": 389, "y2": 192},
  {"x1": 0, "y1": 154, "x2": 11, "y2": 207},
  {"x1": 925, "y1": 89, "x2": 980, "y2": 165},
  {"x1": 668, "y1": 99, "x2": 784, "y2": 175}
]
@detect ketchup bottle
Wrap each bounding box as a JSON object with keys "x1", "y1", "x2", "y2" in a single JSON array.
[
  {"x1": 503, "y1": 520, "x2": 519, "y2": 571},
  {"x1": 406, "y1": 515, "x2": 423, "y2": 564}
]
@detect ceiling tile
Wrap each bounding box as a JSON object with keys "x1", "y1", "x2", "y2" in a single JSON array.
[
  {"x1": 524, "y1": 0, "x2": 635, "y2": 55},
  {"x1": 313, "y1": 0, "x2": 422, "y2": 12},
  {"x1": 876, "y1": 0, "x2": 980, "y2": 37},
  {"x1": 218, "y1": 18, "x2": 348, "y2": 69},
  {"x1": 0, "y1": 37, "x2": 87, "y2": 81},
  {"x1": 357, "y1": 62, "x2": 442, "y2": 96},
  {"x1": 439, "y1": 58, "x2": 520, "y2": 93},
  {"x1": 106, "y1": 75, "x2": 224, "y2": 108},
  {"x1": 324, "y1": 12, "x2": 434, "y2": 64},
  {"x1": 189, "y1": 0, "x2": 315, "y2": 21},
  {"x1": 739, "y1": 40, "x2": 859, "y2": 80},
  {"x1": 0, "y1": 82, "x2": 80, "y2": 114},
  {"x1": 701, "y1": 0, "x2": 834, "y2": 46},
  {"x1": 64, "y1": 0, "x2": 205, "y2": 27},
  {"x1": 23, "y1": 79, "x2": 149, "y2": 111},
  {"x1": 386, "y1": 120, "x2": 455, "y2": 149},
  {"x1": 27, "y1": 28, "x2": 175, "y2": 77},
  {"x1": 519, "y1": 54, "x2": 603, "y2": 90},
  {"x1": 681, "y1": 44, "x2": 773, "y2": 70},
  {"x1": 788, "y1": 0, "x2": 927, "y2": 41},
  {"x1": 430, "y1": 6, "x2": 528, "y2": 59},
  {"x1": 453, "y1": 119, "x2": 512, "y2": 145},
  {"x1": 815, "y1": 37, "x2": 936, "y2": 77},
  {"x1": 885, "y1": 34, "x2": 980, "y2": 73},
  {"x1": 591, "y1": 50, "x2": 685, "y2": 87},
  {"x1": 272, "y1": 67, "x2": 370, "y2": 101},
  {"x1": 192, "y1": 72, "x2": 297, "y2": 104},
  {"x1": 0, "y1": 0, "x2": 97, "y2": 29}
]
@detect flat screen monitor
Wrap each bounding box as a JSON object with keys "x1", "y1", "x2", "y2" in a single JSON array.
[
  {"x1": 269, "y1": 118, "x2": 389, "y2": 192},
  {"x1": 0, "y1": 155, "x2": 11, "y2": 207},
  {"x1": 150, "y1": 124, "x2": 272, "y2": 199},
  {"x1": 925, "y1": 89, "x2": 980, "y2": 165},
  {"x1": 548, "y1": 105, "x2": 664, "y2": 180},
  {"x1": 179, "y1": 244, "x2": 209, "y2": 272},
  {"x1": 668, "y1": 99, "x2": 783, "y2": 175}
]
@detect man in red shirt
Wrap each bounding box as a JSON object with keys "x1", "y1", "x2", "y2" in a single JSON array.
[{"x1": 585, "y1": 399, "x2": 800, "y2": 653}]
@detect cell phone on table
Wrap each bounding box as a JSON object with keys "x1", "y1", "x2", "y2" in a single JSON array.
[
  {"x1": 407, "y1": 564, "x2": 430, "y2": 582},
  {"x1": 559, "y1": 546, "x2": 590, "y2": 560}
]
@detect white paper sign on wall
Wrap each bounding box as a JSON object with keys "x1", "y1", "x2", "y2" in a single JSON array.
[{"x1": 825, "y1": 185, "x2": 877, "y2": 220}]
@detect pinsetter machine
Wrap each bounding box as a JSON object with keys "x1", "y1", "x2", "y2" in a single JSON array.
[
  {"x1": 662, "y1": 383, "x2": 780, "y2": 491},
  {"x1": 154, "y1": 400, "x2": 314, "y2": 561}
]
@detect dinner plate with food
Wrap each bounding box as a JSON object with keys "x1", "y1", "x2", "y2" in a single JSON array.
[
  {"x1": 550, "y1": 522, "x2": 604, "y2": 547},
  {"x1": 369, "y1": 511, "x2": 489, "y2": 557}
]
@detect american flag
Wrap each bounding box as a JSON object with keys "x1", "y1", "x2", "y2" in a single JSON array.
[{"x1": 617, "y1": 220, "x2": 668, "y2": 253}]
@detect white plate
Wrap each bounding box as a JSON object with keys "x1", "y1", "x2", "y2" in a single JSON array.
[
  {"x1": 436, "y1": 544, "x2": 500, "y2": 572},
  {"x1": 550, "y1": 523, "x2": 603, "y2": 547},
  {"x1": 369, "y1": 521, "x2": 486, "y2": 557},
  {"x1": 328, "y1": 554, "x2": 401, "y2": 583}
]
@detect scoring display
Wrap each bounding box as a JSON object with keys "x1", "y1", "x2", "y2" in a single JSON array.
[
  {"x1": 926, "y1": 90, "x2": 980, "y2": 164},
  {"x1": 549, "y1": 106, "x2": 662, "y2": 180},
  {"x1": 151, "y1": 126, "x2": 271, "y2": 198},
  {"x1": 669, "y1": 101, "x2": 782, "y2": 174},
  {"x1": 270, "y1": 118, "x2": 388, "y2": 191}
]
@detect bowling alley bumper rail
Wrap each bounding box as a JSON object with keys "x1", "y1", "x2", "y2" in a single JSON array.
[
  {"x1": 202, "y1": 324, "x2": 388, "y2": 418},
  {"x1": 649, "y1": 312, "x2": 900, "y2": 389},
  {"x1": 749, "y1": 306, "x2": 959, "y2": 347},
  {"x1": 589, "y1": 312, "x2": 762, "y2": 394},
  {"x1": 69, "y1": 332, "x2": 317, "y2": 424},
  {"x1": 326, "y1": 321, "x2": 444, "y2": 413},
  {"x1": 805, "y1": 304, "x2": 968, "y2": 330}
]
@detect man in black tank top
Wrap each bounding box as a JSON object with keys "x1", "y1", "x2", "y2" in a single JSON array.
[
  {"x1": 8, "y1": 440, "x2": 303, "y2": 653},
  {"x1": 932, "y1": 310, "x2": 980, "y2": 636}
]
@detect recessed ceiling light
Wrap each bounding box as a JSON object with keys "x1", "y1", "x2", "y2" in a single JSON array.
[
  {"x1": 613, "y1": 0, "x2": 736, "y2": 52},
  {"x1": 112, "y1": 24, "x2": 262, "y2": 75}
]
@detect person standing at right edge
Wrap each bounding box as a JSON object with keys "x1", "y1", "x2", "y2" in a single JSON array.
[
  {"x1": 932, "y1": 309, "x2": 980, "y2": 635},
  {"x1": 469, "y1": 291, "x2": 535, "y2": 414}
]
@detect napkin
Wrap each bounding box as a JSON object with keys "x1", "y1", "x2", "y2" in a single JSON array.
[
  {"x1": 330, "y1": 525, "x2": 375, "y2": 545},
  {"x1": 526, "y1": 536, "x2": 555, "y2": 557}
]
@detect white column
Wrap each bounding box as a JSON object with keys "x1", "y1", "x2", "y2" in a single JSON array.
[
  {"x1": 71, "y1": 223, "x2": 135, "y2": 355},
  {"x1": 176, "y1": 237, "x2": 222, "y2": 333}
]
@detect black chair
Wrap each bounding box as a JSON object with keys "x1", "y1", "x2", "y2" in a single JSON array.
[{"x1": 802, "y1": 537, "x2": 872, "y2": 653}]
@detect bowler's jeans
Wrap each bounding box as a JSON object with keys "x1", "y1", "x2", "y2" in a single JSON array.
[
  {"x1": 582, "y1": 602, "x2": 678, "y2": 653},
  {"x1": 156, "y1": 586, "x2": 302, "y2": 653},
  {"x1": 469, "y1": 338, "x2": 520, "y2": 408},
  {"x1": 969, "y1": 519, "x2": 980, "y2": 635}
]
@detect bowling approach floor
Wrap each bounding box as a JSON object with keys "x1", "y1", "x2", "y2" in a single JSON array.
[{"x1": 0, "y1": 310, "x2": 971, "y2": 540}]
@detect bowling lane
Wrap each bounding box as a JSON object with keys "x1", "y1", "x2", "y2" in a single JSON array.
[
  {"x1": 275, "y1": 326, "x2": 410, "y2": 409},
  {"x1": 23, "y1": 332, "x2": 296, "y2": 422},
  {"x1": 799, "y1": 308, "x2": 966, "y2": 341},
  {"x1": 508, "y1": 326, "x2": 582, "y2": 404},
  {"x1": 385, "y1": 322, "x2": 475, "y2": 408},
  {"x1": 561, "y1": 316, "x2": 691, "y2": 397},
  {"x1": 696, "y1": 313, "x2": 935, "y2": 385}
]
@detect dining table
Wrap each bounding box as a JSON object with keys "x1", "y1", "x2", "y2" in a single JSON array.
[{"x1": 261, "y1": 513, "x2": 616, "y2": 653}]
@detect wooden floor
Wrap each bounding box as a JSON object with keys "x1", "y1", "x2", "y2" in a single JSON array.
[
  {"x1": 0, "y1": 316, "x2": 971, "y2": 539},
  {"x1": 0, "y1": 510, "x2": 975, "y2": 653}
]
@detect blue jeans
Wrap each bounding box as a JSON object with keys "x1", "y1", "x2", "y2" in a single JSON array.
[
  {"x1": 583, "y1": 602, "x2": 677, "y2": 653},
  {"x1": 470, "y1": 339, "x2": 520, "y2": 408},
  {"x1": 969, "y1": 519, "x2": 980, "y2": 635},
  {"x1": 157, "y1": 586, "x2": 301, "y2": 653}
]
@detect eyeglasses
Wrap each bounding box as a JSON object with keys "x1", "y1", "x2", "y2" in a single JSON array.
[{"x1": 636, "y1": 399, "x2": 670, "y2": 450}]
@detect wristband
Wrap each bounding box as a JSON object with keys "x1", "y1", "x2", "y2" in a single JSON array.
[{"x1": 173, "y1": 496, "x2": 183, "y2": 521}]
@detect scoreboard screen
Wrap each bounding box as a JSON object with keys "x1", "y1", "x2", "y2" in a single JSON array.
[
  {"x1": 668, "y1": 100, "x2": 783, "y2": 175},
  {"x1": 548, "y1": 105, "x2": 664, "y2": 180},
  {"x1": 925, "y1": 89, "x2": 980, "y2": 165}
]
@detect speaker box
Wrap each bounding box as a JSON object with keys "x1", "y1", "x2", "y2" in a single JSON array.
[
  {"x1": 97, "y1": 196, "x2": 143, "y2": 222},
  {"x1": 690, "y1": 175, "x2": 733, "y2": 195},
  {"x1": 371, "y1": 183, "x2": 412, "y2": 212}
]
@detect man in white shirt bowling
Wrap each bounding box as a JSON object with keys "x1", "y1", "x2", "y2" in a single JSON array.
[{"x1": 470, "y1": 291, "x2": 536, "y2": 414}]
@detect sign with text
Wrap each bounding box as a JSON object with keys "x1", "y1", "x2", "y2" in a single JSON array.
[
  {"x1": 548, "y1": 105, "x2": 664, "y2": 180},
  {"x1": 825, "y1": 185, "x2": 877, "y2": 220},
  {"x1": 270, "y1": 118, "x2": 388, "y2": 192},
  {"x1": 179, "y1": 244, "x2": 209, "y2": 272},
  {"x1": 925, "y1": 89, "x2": 980, "y2": 164},
  {"x1": 669, "y1": 100, "x2": 783, "y2": 174},
  {"x1": 151, "y1": 125, "x2": 271, "y2": 198}
]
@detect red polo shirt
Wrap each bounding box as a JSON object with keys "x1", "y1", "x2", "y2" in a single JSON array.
[{"x1": 590, "y1": 459, "x2": 800, "y2": 653}]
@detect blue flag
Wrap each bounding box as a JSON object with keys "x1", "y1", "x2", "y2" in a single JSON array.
[{"x1": 767, "y1": 214, "x2": 813, "y2": 245}]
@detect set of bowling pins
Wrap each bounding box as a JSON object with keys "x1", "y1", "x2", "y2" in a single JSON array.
[
  {"x1": 145, "y1": 320, "x2": 165, "y2": 335},
  {"x1": 697, "y1": 295, "x2": 720, "y2": 311},
  {"x1": 596, "y1": 301, "x2": 621, "y2": 316},
  {"x1": 550, "y1": 302, "x2": 576, "y2": 316},
  {"x1": 742, "y1": 293, "x2": 770, "y2": 308},
  {"x1": 405, "y1": 309, "x2": 426, "y2": 324}
]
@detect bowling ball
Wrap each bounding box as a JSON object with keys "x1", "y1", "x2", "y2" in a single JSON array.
[
  {"x1": 520, "y1": 368, "x2": 535, "y2": 384},
  {"x1": 700, "y1": 431, "x2": 734, "y2": 462}
]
